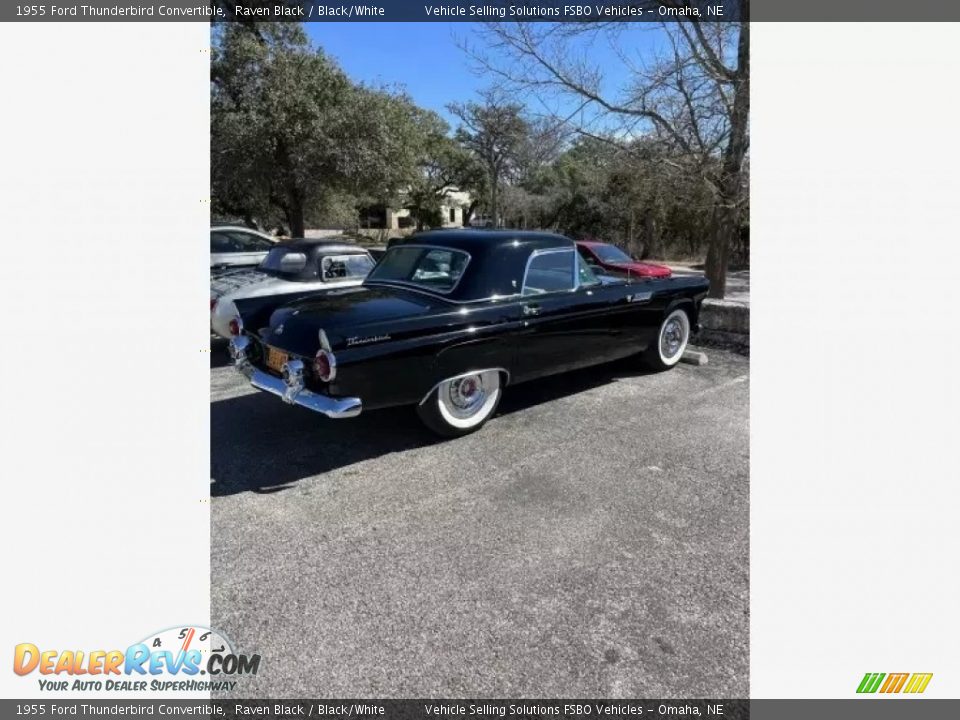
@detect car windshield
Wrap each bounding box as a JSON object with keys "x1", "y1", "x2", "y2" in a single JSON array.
[
  {"x1": 592, "y1": 244, "x2": 633, "y2": 263},
  {"x1": 365, "y1": 246, "x2": 470, "y2": 293},
  {"x1": 321, "y1": 254, "x2": 375, "y2": 281}
]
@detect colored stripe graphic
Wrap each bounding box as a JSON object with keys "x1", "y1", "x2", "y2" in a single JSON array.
[
  {"x1": 880, "y1": 673, "x2": 909, "y2": 693},
  {"x1": 904, "y1": 673, "x2": 933, "y2": 694},
  {"x1": 857, "y1": 672, "x2": 932, "y2": 694},
  {"x1": 856, "y1": 673, "x2": 885, "y2": 693}
]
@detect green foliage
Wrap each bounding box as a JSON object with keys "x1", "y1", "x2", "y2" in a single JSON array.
[
  {"x1": 503, "y1": 136, "x2": 716, "y2": 260},
  {"x1": 403, "y1": 114, "x2": 485, "y2": 229},
  {"x1": 211, "y1": 22, "x2": 438, "y2": 235},
  {"x1": 211, "y1": 21, "x2": 737, "y2": 261}
]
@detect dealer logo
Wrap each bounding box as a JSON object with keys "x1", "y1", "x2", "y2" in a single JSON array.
[
  {"x1": 13, "y1": 625, "x2": 260, "y2": 692},
  {"x1": 856, "y1": 672, "x2": 933, "y2": 694}
]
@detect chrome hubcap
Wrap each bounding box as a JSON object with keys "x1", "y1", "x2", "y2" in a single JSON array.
[
  {"x1": 661, "y1": 318, "x2": 685, "y2": 359},
  {"x1": 446, "y1": 374, "x2": 486, "y2": 417}
]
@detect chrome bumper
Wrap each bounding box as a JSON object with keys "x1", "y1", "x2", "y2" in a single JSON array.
[{"x1": 229, "y1": 336, "x2": 362, "y2": 419}]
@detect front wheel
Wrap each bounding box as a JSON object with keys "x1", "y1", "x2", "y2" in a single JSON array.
[
  {"x1": 643, "y1": 308, "x2": 691, "y2": 371},
  {"x1": 416, "y1": 370, "x2": 502, "y2": 437}
]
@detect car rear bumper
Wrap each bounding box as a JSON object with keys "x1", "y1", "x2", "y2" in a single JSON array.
[{"x1": 229, "y1": 337, "x2": 362, "y2": 419}]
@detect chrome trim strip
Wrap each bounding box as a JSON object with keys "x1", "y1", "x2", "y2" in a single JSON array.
[
  {"x1": 363, "y1": 243, "x2": 472, "y2": 296},
  {"x1": 418, "y1": 367, "x2": 510, "y2": 406},
  {"x1": 362, "y1": 280, "x2": 522, "y2": 306}
]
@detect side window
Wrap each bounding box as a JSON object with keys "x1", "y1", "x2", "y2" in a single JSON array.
[
  {"x1": 576, "y1": 253, "x2": 600, "y2": 286},
  {"x1": 228, "y1": 231, "x2": 273, "y2": 252},
  {"x1": 210, "y1": 231, "x2": 231, "y2": 253},
  {"x1": 577, "y1": 247, "x2": 598, "y2": 265},
  {"x1": 523, "y1": 250, "x2": 576, "y2": 296}
]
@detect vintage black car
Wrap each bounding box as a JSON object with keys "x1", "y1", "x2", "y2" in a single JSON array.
[{"x1": 229, "y1": 230, "x2": 710, "y2": 436}]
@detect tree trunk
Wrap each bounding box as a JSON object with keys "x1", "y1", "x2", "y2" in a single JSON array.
[
  {"x1": 641, "y1": 209, "x2": 659, "y2": 260},
  {"x1": 490, "y1": 177, "x2": 499, "y2": 228},
  {"x1": 286, "y1": 202, "x2": 306, "y2": 239},
  {"x1": 705, "y1": 206, "x2": 731, "y2": 298},
  {"x1": 464, "y1": 200, "x2": 479, "y2": 226},
  {"x1": 705, "y1": 17, "x2": 749, "y2": 299}
]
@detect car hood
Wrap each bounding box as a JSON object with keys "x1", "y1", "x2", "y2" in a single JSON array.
[
  {"x1": 257, "y1": 285, "x2": 442, "y2": 355},
  {"x1": 608, "y1": 261, "x2": 672, "y2": 278}
]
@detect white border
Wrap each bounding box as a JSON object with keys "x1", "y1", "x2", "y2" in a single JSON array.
[
  {"x1": 751, "y1": 22, "x2": 960, "y2": 698},
  {"x1": 0, "y1": 22, "x2": 210, "y2": 698}
]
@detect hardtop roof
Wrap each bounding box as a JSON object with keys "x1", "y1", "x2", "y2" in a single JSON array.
[
  {"x1": 379, "y1": 229, "x2": 577, "y2": 302},
  {"x1": 400, "y1": 229, "x2": 573, "y2": 255},
  {"x1": 270, "y1": 237, "x2": 370, "y2": 255}
]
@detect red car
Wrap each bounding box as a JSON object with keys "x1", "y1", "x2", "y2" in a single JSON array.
[{"x1": 576, "y1": 240, "x2": 672, "y2": 279}]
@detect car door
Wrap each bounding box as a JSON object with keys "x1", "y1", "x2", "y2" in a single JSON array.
[{"x1": 512, "y1": 248, "x2": 617, "y2": 382}]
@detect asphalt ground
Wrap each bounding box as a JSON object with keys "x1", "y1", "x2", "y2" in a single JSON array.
[{"x1": 210, "y1": 344, "x2": 749, "y2": 697}]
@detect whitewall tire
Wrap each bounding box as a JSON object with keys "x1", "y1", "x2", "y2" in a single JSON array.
[
  {"x1": 417, "y1": 370, "x2": 502, "y2": 437},
  {"x1": 645, "y1": 308, "x2": 691, "y2": 371}
]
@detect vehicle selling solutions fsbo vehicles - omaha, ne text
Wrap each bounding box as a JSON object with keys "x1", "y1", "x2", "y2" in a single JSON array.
[
  {"x1": 228, "y1": 230, "x2": 709, "y2": 437},
  {"x1": 210, "y1": 239, "x2": 376, "y2": 339}
]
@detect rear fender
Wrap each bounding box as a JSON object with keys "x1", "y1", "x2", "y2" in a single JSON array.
[{"x1": 663, "y1": 287, "x2": 708, "y2": 331}]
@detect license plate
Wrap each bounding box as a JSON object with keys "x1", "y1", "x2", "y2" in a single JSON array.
[{"x1": 266, "y1": 347, "x2": 288, "y2": 373}]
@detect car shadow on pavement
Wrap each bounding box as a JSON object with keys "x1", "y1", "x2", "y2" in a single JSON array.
[
  {"x1": 210, "y1": 399, "x2": 433, "y2": 496},
  {"x1": 496, "y1": 355, "x2": 656, "y2": 416},
  {"x1": 210, "y1": 355, "x2": 656, "y2": 497}
]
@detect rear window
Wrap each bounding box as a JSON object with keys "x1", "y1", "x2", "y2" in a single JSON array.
[
  {"x1": 321, "y1": 254, "x2": 375, "y2": 281},
  {"x1": 366, "y1": 246, "x2": 470, "y2": 293}
]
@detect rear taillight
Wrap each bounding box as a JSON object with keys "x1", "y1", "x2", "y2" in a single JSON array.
[
  {"x1": 314, "y1": 349, "x2": 336, "y2": 382},
  {"x1": 228, "y1": 318, "x2": 240, "y2": 336}
]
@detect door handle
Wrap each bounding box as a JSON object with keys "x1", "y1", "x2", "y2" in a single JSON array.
[{"x1": 522, "y1": 304, "x2": 541, "y2": 316}]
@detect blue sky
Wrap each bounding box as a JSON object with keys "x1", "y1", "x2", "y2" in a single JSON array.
[{"x1": 306, "y1": 22, "x2": 664, "y2": 129}]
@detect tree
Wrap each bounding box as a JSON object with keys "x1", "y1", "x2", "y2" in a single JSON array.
[
  {"x1": 469, "y1": 5, "x2": 749, "y2": 298},
  {"x1": 447, "y1": 91, "x2": 535, "y2": 228},
  {"x1": 403, "y1": 112, "x2": 486, "y2": 230},
  {"x1": 212, "y1": 23, "x2": 432, "y2": 236}
]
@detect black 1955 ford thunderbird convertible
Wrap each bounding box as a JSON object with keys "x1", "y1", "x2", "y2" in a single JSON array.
[{"x1": 228, "y1": 230, "x2": 710, "y2": 437}]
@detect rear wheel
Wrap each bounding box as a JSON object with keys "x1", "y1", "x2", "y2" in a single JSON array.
[
  {"x1": 643, "y1": 308, "x2": 691, "y2": 371},
  {"x1": 416, "y1": 370, "x2": 502, "y2": 437}
]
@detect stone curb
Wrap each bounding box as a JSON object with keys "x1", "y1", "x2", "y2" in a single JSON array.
[{"x1": 698, "y1": 299, "x2": 750, "y2": 354}]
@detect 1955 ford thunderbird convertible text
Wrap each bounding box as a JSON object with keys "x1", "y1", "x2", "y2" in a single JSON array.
[{"x1": 228, "y1": 230, "x2": 710, "y2": 437}]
